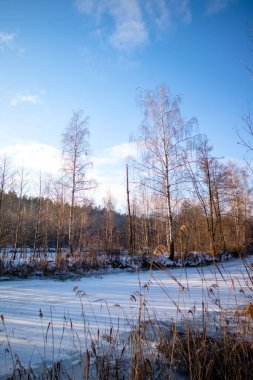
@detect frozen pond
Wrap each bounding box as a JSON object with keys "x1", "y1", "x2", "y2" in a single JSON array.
[{"x1": 0, "y1": 257, "x2": 253, "y2": 376}]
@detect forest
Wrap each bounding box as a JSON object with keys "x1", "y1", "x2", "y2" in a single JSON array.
[{"x1": 0, "y1": 85, "x2": 252, "y2": 261}]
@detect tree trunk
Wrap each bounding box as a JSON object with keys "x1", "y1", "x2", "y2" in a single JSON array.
[{"x1": 126, "y1": 164, "x2": 134, "y2": 257}]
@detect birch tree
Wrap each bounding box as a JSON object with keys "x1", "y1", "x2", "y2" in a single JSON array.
[
  {"x1": 62, "y1": 110, "x2": 95, "y2": 254},
  {"x1": 135, "y1": 84, "x2": 198, "y2": 260}
]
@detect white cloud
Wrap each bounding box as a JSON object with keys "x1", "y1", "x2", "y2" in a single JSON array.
[
  {"x1": 0, "y1": 142, "x2": 61, "y2": 174},
  {"x1": 206, "y1": 0, "x2": 237, "y2": 15},
  {"x1": 89, "y1": 142, "x2": 138, "y2": 209},
  {"x1": 10, "y1": 94, "x2": 41, "y2": 107},
  {"x1": 109, "y1": 18, "x2": 148, "y2": 51},
  {"x1": 0, "y1": 141, "x2": 137, "y2": 210},
  {"x1": 88, "y1": 164, "x2": 126, "y2": 209},
  {"x1": 173, "y1": 0, "x2": 192, "y2": 24},
  {"x1": 76, "y1": 0, "x2": 94, "y2": 13},
  {"x1": 93, "y1": 142, "x2": 138, "y2": 166},
  {"x1": 145, "y1": 0, "x2": 171, "y2": 31},
  {"x1": 107, "y1": 141, "x2": 138, "y2": 157},
  {"x1": 146, "y1": 0, "x2": 191, "y2": 30},
  {"x1": 107, "y1": 0, "x2": 148, "y2": 51},
  {"x1": 76, "y1": 0, "x2": 191, "y2": 52},
  {"x1": 0, "y1": 31, "x2": 16, "y2": 44},
  {"x1": 0, "y1": 31, "x2": 24, "y2": 55}
]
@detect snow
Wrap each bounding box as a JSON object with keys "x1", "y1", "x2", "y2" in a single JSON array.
[{"x1": 0, "y1": 257, "x2": 252, "y2": 377}]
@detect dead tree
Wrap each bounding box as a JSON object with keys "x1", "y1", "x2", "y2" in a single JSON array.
[
  {"x1": 126, "y1": 164, "x2": 135, "y2": 256},
  {"x1": 13, "y1": 166, "x2": 27, "y2": 260}
]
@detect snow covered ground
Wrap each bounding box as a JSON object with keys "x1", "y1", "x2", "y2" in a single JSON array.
[{"x1": 0, "y1": 257, "x2": 252, "y2": 377}]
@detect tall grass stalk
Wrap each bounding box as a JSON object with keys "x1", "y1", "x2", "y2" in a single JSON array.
[{"x1": 1, "y1": 256, "x2": 253, "y2": 379}]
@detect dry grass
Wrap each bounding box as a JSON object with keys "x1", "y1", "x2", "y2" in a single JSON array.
[
  {"x1": 1, "y1": 257, "x2": 253, "y2": 379},
  {"x1": 158, "y1": 321, "x2": 253, "y2": 380}
]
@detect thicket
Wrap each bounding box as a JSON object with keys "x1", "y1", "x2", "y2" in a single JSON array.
[{"x1": 0, "y1": 183, "x2": 252, "y2": 258}]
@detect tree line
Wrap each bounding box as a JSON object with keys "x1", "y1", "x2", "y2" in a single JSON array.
[{"x1": 0, "y1": 85, "x2": 252, "y2": 259}]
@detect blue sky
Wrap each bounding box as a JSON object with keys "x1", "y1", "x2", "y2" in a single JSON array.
[{"x1": 0, "y1": 0, "x2": 252, "y2": 208}]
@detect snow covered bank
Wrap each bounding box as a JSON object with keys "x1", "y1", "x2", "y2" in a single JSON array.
[
  {"x1": 0, "y1": 249, "x2": 233, "y2": 280},
  {"x1": 0, "y1": 257, "x2": 252, "y2": 378}
]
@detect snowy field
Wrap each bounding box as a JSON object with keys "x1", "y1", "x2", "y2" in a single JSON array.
[{"x1": 0, "y1": 257, "x2": 253, "y2": 377}]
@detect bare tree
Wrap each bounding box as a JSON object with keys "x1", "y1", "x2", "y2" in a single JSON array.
[
  {"x1": 238, "y1": 112, "x2": 253, "y2": 151},
  {"x1": 13, "y1": 166, "x2": 28, "y2": 260},
  {"x1": 33, "y1": 174, "x2": 43, "y2": 258},
  {"x1": 126, "y1": 164, "x2": 135, "y2": 256},
  {"x1": 133, "y1": 84, "x2": 198, "y2": 260},
  {"x1": 237, "y1": 28, "x2": 253, "y2": 169},
  {"x1": 188, "y1": 138, "x2": 228, "y2": 254},
  {"x1": 0, "y1": 155, "x2": 13, "y2": 210},
  {"x1": 52, "y1": 179, "x2": 67, "y2": 254},
  {"x1": 225, "y1": 162, "x2": 251, "y2": 252},
  {"x1": 103, "y1": 191, "x2": 116, "y2": 253},
  {"x1": 0, "y1": 156, "x2": 14, "y2": 251},
  {"x1": 62, "y1": 110, "x2": 96, "y2": 254}
]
